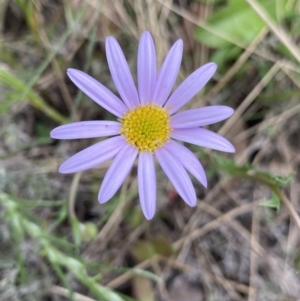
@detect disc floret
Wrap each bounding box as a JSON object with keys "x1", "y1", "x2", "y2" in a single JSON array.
[{"x1": 120, "y1": 104, "x2": 171, "y2": 152}]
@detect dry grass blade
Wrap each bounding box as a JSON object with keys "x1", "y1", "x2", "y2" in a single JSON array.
[
  {"x1": 156, "y1": 0, "x2": 300, "y2": 74},
  {"x1": 245, "y1": 0, "x2": 300, "y2": 64},
  {"x1": 273, "y1": 187, "x2": 300, "y2": 233},
  {"x1": 197, "y1": 244, "x2": 244, "y2": 301},
  {"x1": 51, "y1": 285, "x2": 98, "y2": 301},
  {"x1": 235, "y1": 101, "x2": 300, "y2": 143},
  {"x1": 35, "y1": 1, "x2": 74, "y2": 112},
  {"x1": 106, "y1": 257, "x2": 158, "y2": 289},
  {"x1": 160, "y1": 256, "x2": 250, "y2": 295},
  {"x1": 173, "y1": 202, "x2": 256, "y2": 250},
  {"x1": 203, "y1": 27, "x2": 268, "y2": 104},
  {"x1": 218, "y1": 62, "x2": 281, "y2": 136},
  {"x1": 248, "y1": 198, "x2": 260, "y2": 301},
  {"x1": 83, "y1": 179, "x2": 137, "y2": 260}
]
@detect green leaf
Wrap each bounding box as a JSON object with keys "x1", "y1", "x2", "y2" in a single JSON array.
[
  {"x1": 133, "y1": 236, "x2": 175, "y2": 262},
  {"x1": 214, "y1": 154, "x2": 293, "y2": 188},
  {"x1": 133, "y1": 240, "x2": 156, "y2": 261},
  {"x1": 151, "y1": 236, "x2": 175, "y2": 257},
  {"x1": 130, "y1": 269, "x2": 161, "y2": 283},
  {"x1": 271, "y1": 174, "x2": 293, "y2": 186},
  {"x1": 93, "y1": 284, "x2": 126, "y2": 301},
  {"x1": 210, "y1": 46, "x2": 242, "y2": 67},
  {"x1": 260, "y1": 193, "x2": 280, "y2": 210},
  {"x1": 71, "y1": 220, "x2": 98, "y2": 246},
  {"x1": 214, "y1": 154, "x2": 252, "y2": 175},
  {"x1": 195, "y1": 0, "x2": 288, "y2": 48}
]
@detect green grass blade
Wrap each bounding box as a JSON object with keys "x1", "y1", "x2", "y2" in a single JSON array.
[{"x1": 0, "y1": 68, "x2": 67, "y2": 124}]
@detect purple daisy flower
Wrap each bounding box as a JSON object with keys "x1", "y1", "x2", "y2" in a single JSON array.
[{"x1": 51, "y1": 31, "x2": 235, "y2": 220}]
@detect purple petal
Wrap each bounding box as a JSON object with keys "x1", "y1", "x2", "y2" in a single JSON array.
[
  {"x1": 155, "y1": 147, "x2": 196, "y2": 207},
  {"x1": 67, "y1": 69, "x2": 127, "y2": 118},
  {"x1": 171, "y1": 128, "x2": 235, "y2": 153},
  {"x1": 152, "y1": 39, "x2": 183, "y2": 106},
  {"x1": 138, "y1": 152, "x2": 156, "y2": 220},
  {"x1": 138, "y1": 32, "x2": 156, "y2": 105},
  {"x1": 50, "y1": 121, "x2": 121, "y2": 140},
  {"x1": 164, "y1": 63, "x2": 217, "y2": 115},
  {"x1": 59, "y1": 136, "x2": 126, "y2": 174},
  {"x1": 98, "y1": 144, "x2": 138, "y2": 203},
  {"x1": 171, "y1": 106, "x2": 234, "y2": 128},
  {"x1": 164, "y1": 140, "x2": 207, "y2": 188},
  {"x1": 106, "y1": 37, "x2": 139, "y2": 109}
]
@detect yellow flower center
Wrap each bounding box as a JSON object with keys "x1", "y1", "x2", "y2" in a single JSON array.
[{"x1": 120, "y1": 104, "x2": 171, "y2": 152}]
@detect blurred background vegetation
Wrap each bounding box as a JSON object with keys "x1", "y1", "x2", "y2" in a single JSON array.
[{"x1": 1, "y1": 0, "x2": 300, "y2": 300}]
